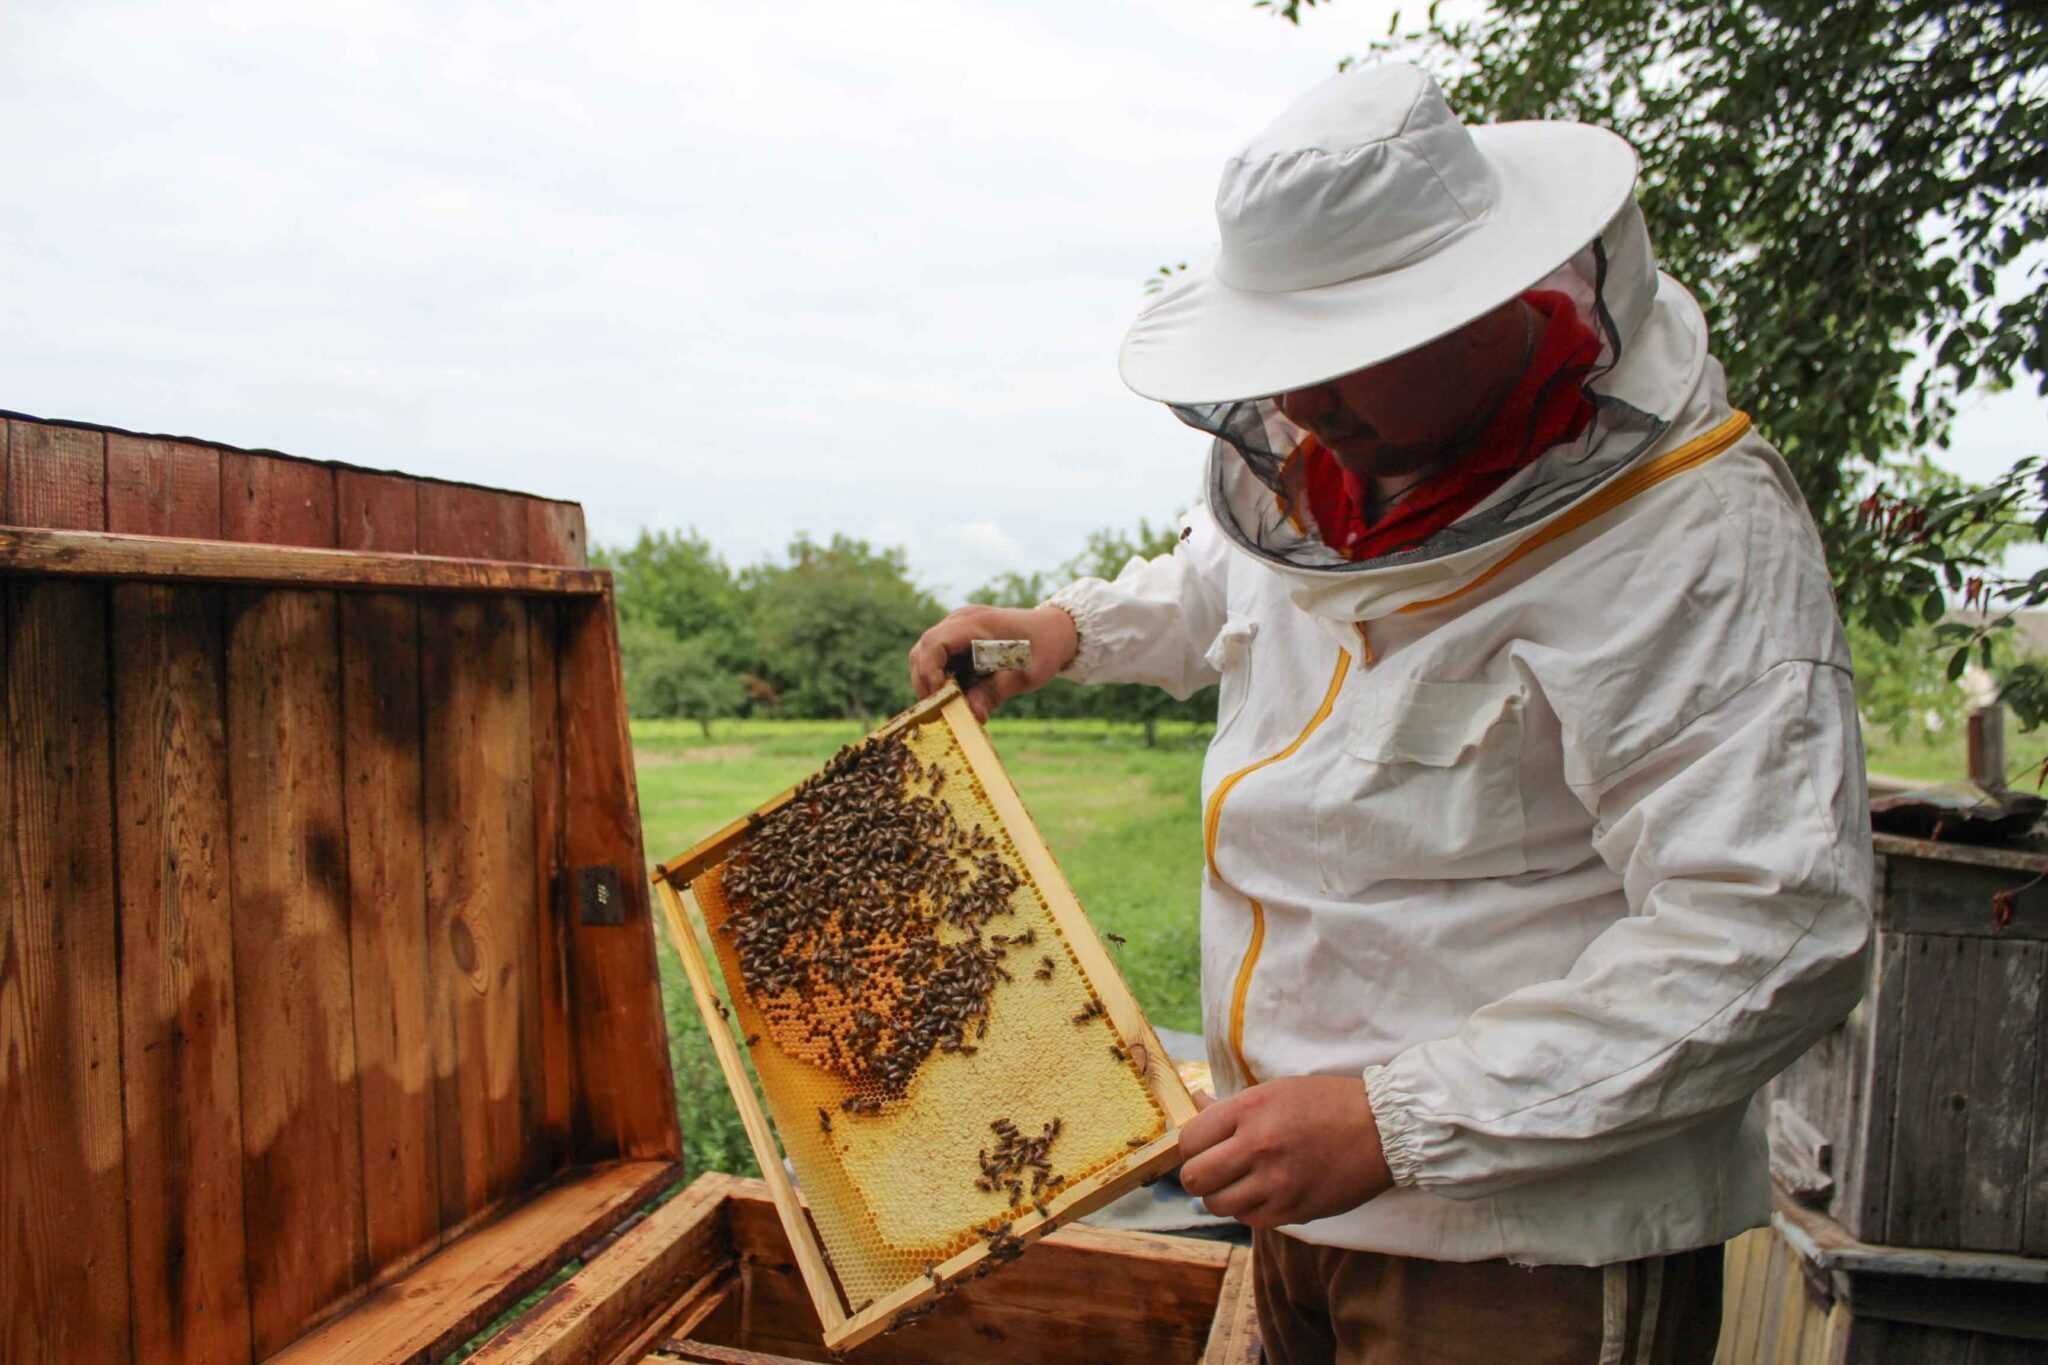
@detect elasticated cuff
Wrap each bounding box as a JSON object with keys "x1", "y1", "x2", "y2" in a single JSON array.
[
  {"x1": 1042, "y1": 580, "x2": 1114, "y2": 682},
  {"x1": 1363, "y1": 1064, "x2": 1426, "y2": 1189}
]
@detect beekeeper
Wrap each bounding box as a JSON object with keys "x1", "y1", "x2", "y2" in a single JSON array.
[{"x1": 910, "y1": 63, "x2": 1871, "y2": 1363}]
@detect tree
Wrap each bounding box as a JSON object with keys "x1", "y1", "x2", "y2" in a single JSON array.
[
  {"x1": 597, "y1": 529, "x2": 752, "y2": 672},
  {"x1": 1260, "y1": 0, "x2": 2046, "y2": 642},
  {"x1": 745, "y1": 533, "x2": 946, "y2": 720},
  {"x1": 618, "y1": 618, "x2": 747, "y2": 736}
]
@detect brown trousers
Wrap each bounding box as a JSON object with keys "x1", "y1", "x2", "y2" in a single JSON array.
[{"x1": 1253, "y1": 1230, "x2": 1723, "y2": 1365}]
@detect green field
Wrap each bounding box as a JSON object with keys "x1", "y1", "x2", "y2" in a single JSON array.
[{"x1": 634, "y1": 716, "x2": 1213, "y2": 1178}]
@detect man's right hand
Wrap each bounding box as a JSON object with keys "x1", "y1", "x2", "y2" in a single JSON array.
[{"x1": 908, "y1": 604, "x2": 1078, "y2": 723}]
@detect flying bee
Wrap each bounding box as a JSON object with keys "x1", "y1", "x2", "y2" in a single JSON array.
[{"x1": 1105, "y1": 932, "x2": 1127, "y2": 948}]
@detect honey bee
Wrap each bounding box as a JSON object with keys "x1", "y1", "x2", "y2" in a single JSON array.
[
  {"x1": 818, "y1": 1107, "x2": 832, "y2": 1134},
  {"x1": 1105, "y1": 932, "x2": 1127, "y2": 948},
  {"x1": 745, "y1": 1033, "x2": 761, "y2": 1047}
]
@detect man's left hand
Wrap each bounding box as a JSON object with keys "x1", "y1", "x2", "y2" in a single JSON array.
[{"x1": 1176, "y1": 1075, "x2": 1394, "y2": 1230}]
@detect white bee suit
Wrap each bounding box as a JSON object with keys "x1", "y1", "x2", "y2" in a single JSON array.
[{"x1": 1049, "y1": 194, "x2": 1873, "y2": 1264}]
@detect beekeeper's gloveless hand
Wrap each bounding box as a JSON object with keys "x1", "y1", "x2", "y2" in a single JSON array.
[
  {"x1": 909, "y1": 604, "x2": 1076, "y2": 722},
  {"x1": 1177, "y1": 1075, "x2": 1394, "y2": 1231}
]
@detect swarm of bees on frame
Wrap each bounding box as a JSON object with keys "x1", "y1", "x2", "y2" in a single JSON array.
[
  {"x1": 714, "y1": 727, "x2": 1157, "y2": 1333},
  {"x1": 717, "y1": 731, "x2": 1130, "y2": 1127},
  {"x1": 718, "y1": 731, "x2": 1035, "y2": 1097}
]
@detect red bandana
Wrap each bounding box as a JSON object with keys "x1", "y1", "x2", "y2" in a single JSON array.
[{"x1": 1296, "y1": 290, "x2": 1602, "y2": 562}]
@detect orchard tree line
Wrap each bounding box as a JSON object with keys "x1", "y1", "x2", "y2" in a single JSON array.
[{"x1": 600, "y1": 522, "x2": 1216, "y2": 742}]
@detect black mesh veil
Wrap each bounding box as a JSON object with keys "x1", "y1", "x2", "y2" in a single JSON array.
[{"x1": 1178, "y1": 210, "x2": 1672, "y2": 575}]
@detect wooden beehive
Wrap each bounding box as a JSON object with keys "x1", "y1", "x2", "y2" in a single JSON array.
[
  {"x1": 651, "y1": 686, "x2": 1200, "y2": 1353},
  {"x1": 1714, "y1": 1188, "x2": 2047, "y2": 1363},
  {"x1": 0, "y1": 411, "x2": 1258, "y2": 1364},
  {"x1": 1764, "y1": 833, "x2": 2048, "y2": 1256}
]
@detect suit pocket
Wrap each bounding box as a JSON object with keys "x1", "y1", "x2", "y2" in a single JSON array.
[
  {"x1": 1204, "y1": 618, "x2": 1258, "y2": 738},
  {"x1": 1316, "y1": 678, "x2": 1529, "y2": 891}
]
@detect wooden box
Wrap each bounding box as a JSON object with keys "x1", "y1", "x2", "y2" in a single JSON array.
[
  {"x1": 0, "y1": 412, "x2": 1259, "y2": 1364},
  {"x1": 1763, "y1": 834, "x2": 2048, "y2": 1256},
  {"x1": 1714, "y1": 1188, "x2": 2046, "y2": 1363}
]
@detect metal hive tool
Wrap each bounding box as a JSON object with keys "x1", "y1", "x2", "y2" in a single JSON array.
[{"x1": 652, "y1": 682, "x2": 1197, "y2": 1353}]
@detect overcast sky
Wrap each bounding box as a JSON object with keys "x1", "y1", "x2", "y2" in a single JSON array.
[{"x1": 3, "y1": 1, "x2": 2038, "y2": 603}]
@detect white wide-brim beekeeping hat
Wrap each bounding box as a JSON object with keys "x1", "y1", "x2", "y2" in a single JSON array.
[{"x1": 1119, "y1": 63, "x2": 1640, "y2": 405}]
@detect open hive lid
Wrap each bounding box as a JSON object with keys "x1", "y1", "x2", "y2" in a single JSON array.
[{"x1": 652, "y1": 682, "x2": 1197, "y2": 1353}]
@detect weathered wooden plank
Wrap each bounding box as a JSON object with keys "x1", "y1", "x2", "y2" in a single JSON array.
[
  {"x1": 0, "y1": 579, "x2": 131, "y2": 1365},
  {"x1": 106, "y1": 433, "x2": 223, "y2": 538},
  {"x1": 1887, "y1": 934, "x2": 1979, "y2": 1248},
  {"x1": 337, "y1": 470, "x2": 420, "y2": 554},
  {"x1": 652, "y1": 1343, "x2": 808, "y2": 1365},
  {"x1": 342, "y1": 590, "x2": 441, "y2": 1271},
  {"x1": 1843, "y1": 930, "x2": 1908, "y2": 1241},
  {"x1": 529, "y1": 600, "x2": 574, "y2": 1179},
  {"x1": 1726, "y1": 1224, "x2": 1771, "y2": 1365},
  {"x1": 1961, "y1": 938, "x2": 2041, "y2": 1253},
  {"x1": 228, "y1": 587, "x2": 370, "y2": 1355},
  {"x1": 2031, "y1": 941, "x2": 2048, "y2": 1258},
  {"x1": 465, "y1": 1172, "x2": 732, "y2": 1364},
  {"x1": 2, "y1": 419, "x2": 105, "y2": 528},
  {"x1": 0, "y1": 526, "x2": 609, "y2": 595},
  {"x1": 335, "y1": 460, "x2": 441, "y2": 1275},
  {"x1": 561, "y1": 591, "x2": 680, "y2": 1164},
  {"x1": 1200, "y1": 1244, "x2": 1260, "y2": 1365},
  {"x1": 720, "y1": 1191, "x2": 1228, "y2": 1365},
  {"x1": 112, "y1": 582, "x2": 255, "y2": 1365},
  {"x1": 1882, "y1": 851, "x2": 2048, "y2": 941},
  {"x1": 424, "y1": 596, "x2": 539, "y2": 1221},
  {"x1": 525, "y1": 499, "x2": 587, "y2": 568},
  {"x1": 610, "y1": 1271, "x2": 739, "y2": 1365},
  {"x1": 222, "y1": 451, "x2": 335, "y2": 547},
  {"x1": 268, "y1": 1159, "x2": 679, "y2": 1365},
  {"x1": 1971, "y1": 1331, "x2": 2048, "y2": 1362},
  {"x1": 419, "y1": 482, "x2": 530, "y2": 562}
]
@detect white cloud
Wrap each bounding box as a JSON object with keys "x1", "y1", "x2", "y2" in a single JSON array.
[{"x1": 3, "y1": 0, "x2": 2035, "y2": 608}]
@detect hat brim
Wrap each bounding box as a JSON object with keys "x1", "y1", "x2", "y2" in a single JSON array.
[{"x1": 1118, "y1": 122, "x2": 1640, "y2": 405}]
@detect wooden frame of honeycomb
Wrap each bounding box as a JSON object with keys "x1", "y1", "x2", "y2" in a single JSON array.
[{"x1": 651, "y1": 682, "x2": 1198, "y2": 1354}]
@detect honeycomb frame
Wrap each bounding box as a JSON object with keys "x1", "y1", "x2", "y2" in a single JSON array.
[{"x1": 652, "y1": 682, "x2": 1198, "y2": 1354}]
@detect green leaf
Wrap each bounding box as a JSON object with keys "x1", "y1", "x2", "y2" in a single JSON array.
[
  {"x1": 1922, "y1": 588, "x2": 1946, "y2": 623},
  {"x1": 1949, "y1": 645, "x2": 1972, "y2": 682}
]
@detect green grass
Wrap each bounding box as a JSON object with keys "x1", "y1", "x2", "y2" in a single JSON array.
[
  {"x1": 634, "y1": 717, "x2": 1213, "y2": 1179},
  {"x1": 1861, "y1": 721, "x2": 1969, "y2": 787}
]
